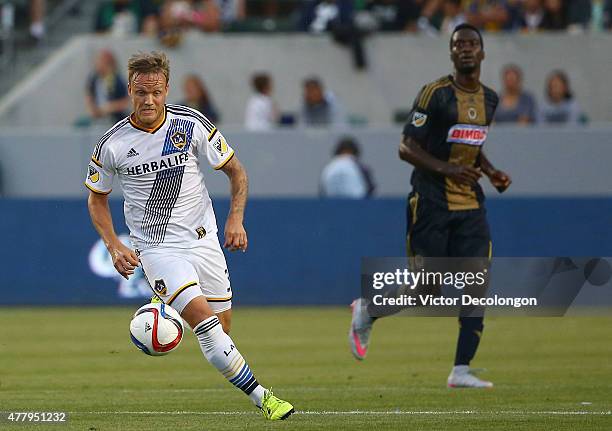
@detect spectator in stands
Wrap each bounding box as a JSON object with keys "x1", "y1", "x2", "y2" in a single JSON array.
[
  {"x1": 94, "y1": 0, "x2": 139, "y2": 35},
  {"x1": 216, "y1": 0, "x2": 245, "y2": 28},
  {"x1": 85, "y1": 50, "x2": 129, "y2": 124},
  {"x1": 133, "y1": 0, "x2": 164, "y2": 35},
  {"x1": 29, "y1": 0, "x2": 46, "y2": 41},
  {"x1": 166, "y1": 0, "x2": 220, "y2": 31},
  {"x1": 416, "y1": 0, "x2": 441, "y2": 35},
  {"x1": 463, "y1": 0, "x2": 510, "y2": 31},
  {"x1": 567, "y1": 0, "x2": 592, "y2": 31},
  {"x1": 416, "y1": 0, "x2": 516, "y2": 33},
  {"x1": 244, "y1": 73, "x2": 278, "y2": 131},
  {"x1": 299, "y1": 0, "x2": 366, "y2": 69},
  {"x1": 440, "y1": 0, "x2": 467, "y2": 34},
  {"x1": 180, "y1": 74, "x2": 220, "y2": 123},
  {"x1": 539, "y1": 70, "x2": 584, "y2": 124},
  {"x1": 490, "y1": 0, "x2": 570, "y2": 32},
  {"x1": 300, "y1": 0, "x2": 346, "y2": 32},
  {"x1": 157, "y1": 0, "x2": 221, "y2": 46},
  {"x1": 495, "y1": 64, "x2": 537, "y2": 125},
  {"x1": 539, "y1": 0, "x2": 567, "y2": 30},
  {"x1": 301, "y1": 77, "x2": 344, "y2": 128},
  {"x1": 360, "y1": 0, "x2": 421, "y2": 32},
  {"x1": 517, "y1": 0, "x2": 544, "y2": 31},
  {"x1": 320, "y1": 137, "x2": 375, "y2": 198}
]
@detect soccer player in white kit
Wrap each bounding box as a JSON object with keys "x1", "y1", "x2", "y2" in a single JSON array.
[{"x1": 85, "y1": 51, "x2": 294, "y2": 421}]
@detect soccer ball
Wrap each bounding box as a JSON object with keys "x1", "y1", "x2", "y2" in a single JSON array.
[{"x1": 129, "y1": 303, "x2": 184, "y2": 356}]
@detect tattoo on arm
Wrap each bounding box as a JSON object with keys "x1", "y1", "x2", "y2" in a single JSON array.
[{"x1": 221, "y1": 157, "x2": 249, "y2": 219}]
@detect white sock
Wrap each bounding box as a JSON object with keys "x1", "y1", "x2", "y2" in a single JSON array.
[
  {"x1": 452, "y1": 365, "x2": 470, "y2": 375},
  {"x1": 194, "y1": 316, "x2": 266, "y2": 407}
]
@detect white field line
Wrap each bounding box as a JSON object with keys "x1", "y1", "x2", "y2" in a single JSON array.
[
  {"x1": 7, "y1": 385, "x2": 611, "y2": 394},
  {"x1": 65, "y1": 410, "x2": 611, "y2": 416},
  {"x1": 5, "y1": 386, "x2": 611, "y2": 395}
]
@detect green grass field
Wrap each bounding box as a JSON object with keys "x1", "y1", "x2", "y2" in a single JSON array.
[{"x1": 1, "y1": 307, "x2": 611, "y2": 430}]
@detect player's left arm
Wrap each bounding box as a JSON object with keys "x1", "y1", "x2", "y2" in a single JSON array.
[
  {"x1": 479, "y1": 151, "x2": 512, "y2": 193},
  {"x1": 220, "y1": 156, "x2": 249, "y2": 252}
]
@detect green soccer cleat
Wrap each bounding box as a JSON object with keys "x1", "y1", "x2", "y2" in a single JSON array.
[{"x1": 260, "y1": 389, "x2": 294, "y2": 421}]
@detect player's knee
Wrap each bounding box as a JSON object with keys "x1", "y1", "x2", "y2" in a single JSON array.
[
  {"x1": 181, "y1": 296, "x2": 215, "y2": 329},
  {"x1": 216, "y1": 309, "x2": 232, "y2": 334},
  {"x1": 220, "y1": 319, "x2": 231, "y2": 334}
]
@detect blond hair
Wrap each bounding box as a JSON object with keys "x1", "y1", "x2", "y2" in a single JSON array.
[{"x1": 127, "y1": 51, "x2": 170, "y2": 84}]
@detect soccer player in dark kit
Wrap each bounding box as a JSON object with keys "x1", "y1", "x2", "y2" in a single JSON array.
[{"x1": 349, "y1": 24, "x2": 512, "y2": 388}]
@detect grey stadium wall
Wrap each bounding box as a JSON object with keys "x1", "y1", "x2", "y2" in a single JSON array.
[{"x1": 0, "y1": 127, "x2": 611, "y2": 198}]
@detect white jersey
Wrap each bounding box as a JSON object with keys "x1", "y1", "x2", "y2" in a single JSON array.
[{"x1": 85, "y1": 104, "x2": 235, "y2": 251}]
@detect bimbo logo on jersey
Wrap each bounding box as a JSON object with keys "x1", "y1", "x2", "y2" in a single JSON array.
[{"x1": 447, "y1": 124, "x2": 489, "y2": 146}]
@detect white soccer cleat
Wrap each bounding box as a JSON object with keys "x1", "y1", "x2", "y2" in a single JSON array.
[
  {"x1": 447, "y1": 367, "x2": 493, "y2": 388},
  {"x1": 349, "y1": 298, "x2": 374, "y2": 360}
]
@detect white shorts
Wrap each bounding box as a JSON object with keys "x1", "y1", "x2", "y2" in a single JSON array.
[{"x1": 138, "y1": 234, "x2": 232, "y2": 314}]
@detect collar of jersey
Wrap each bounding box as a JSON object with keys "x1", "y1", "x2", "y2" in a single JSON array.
[
  {"x1": 129, "y1": 106, "x2": 167, "y2": 134},
  {"x1": 448, "y1": 75, "x2": 482, "y2": 94}
]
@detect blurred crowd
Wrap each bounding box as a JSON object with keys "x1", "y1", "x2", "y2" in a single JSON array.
[
  {"x1": 8, "y1": 1, "x2": 612, "y2": 46},
  {"x1": 82, "y1": 49, "x2": 586, "y2": 130},
  {"x1": 89, "y1": 0, "x2": 612, "y2": 43},
  {"x1": 83, "y1": 0, "x2": 612, "y2": 70},
  {"x1": 79, "y1": 49, "x2": 587, "y2": 201}
]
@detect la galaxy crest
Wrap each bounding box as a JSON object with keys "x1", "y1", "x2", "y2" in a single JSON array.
[
  {"x1": 88, "y1": 165, "x2": 100, "y2": 183},
  {"x1": 170, "y1": 130, "x2": 187, "y2": 150},
  {"x1": 154, "y1": 279, "x2": 167, "y2": 296}
]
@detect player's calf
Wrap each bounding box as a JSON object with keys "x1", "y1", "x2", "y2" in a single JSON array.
[
  {"x1": 215, "y1": 308, "x2": 232, "y2": 334},
  {"x1": 184, "y1": 296, "x2": 294, "y2": 418}
]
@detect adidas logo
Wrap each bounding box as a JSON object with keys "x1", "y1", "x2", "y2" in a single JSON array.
[
  {"x1": 127, "y1": 148, "x2": 139, "y2": 157},
  {"x1": 144, "y1": 322, "x2": 152, "y2": 333}
]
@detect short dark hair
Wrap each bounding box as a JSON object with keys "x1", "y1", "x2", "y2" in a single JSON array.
[
  {"x1": 304, "y1": 76, "x2": 322, "y2": 88},
  {"x1": 334, "y1": 137, "x2": 360, "y2": 157},
  {"x1": 450, "y1": 23, "x2": 483, "y2": 50},
  {"x1": 546, "y1": 69, "x2": 573, "y2": 101},
  {"x1": 501, "y1": 63, "x2": 523, "y2": 80},
  {"x1": 252, "y1": 73, "x2": 271, "y2": 94}
]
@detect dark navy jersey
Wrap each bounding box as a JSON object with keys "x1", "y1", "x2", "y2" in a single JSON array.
[{"x1": 403, "y1": 75, "x2": 499, "y2": 211}]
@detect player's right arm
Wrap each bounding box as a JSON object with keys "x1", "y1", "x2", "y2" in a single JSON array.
[
  {"x1": 87, "y1": 192, "x2": 139, "y2": 280},
  {"x1": 85, "y1": 138, "x2": 139, "y2": 279},
  {"x1": 399, "y1": 85, "x2": 481, "y2": 186}
]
